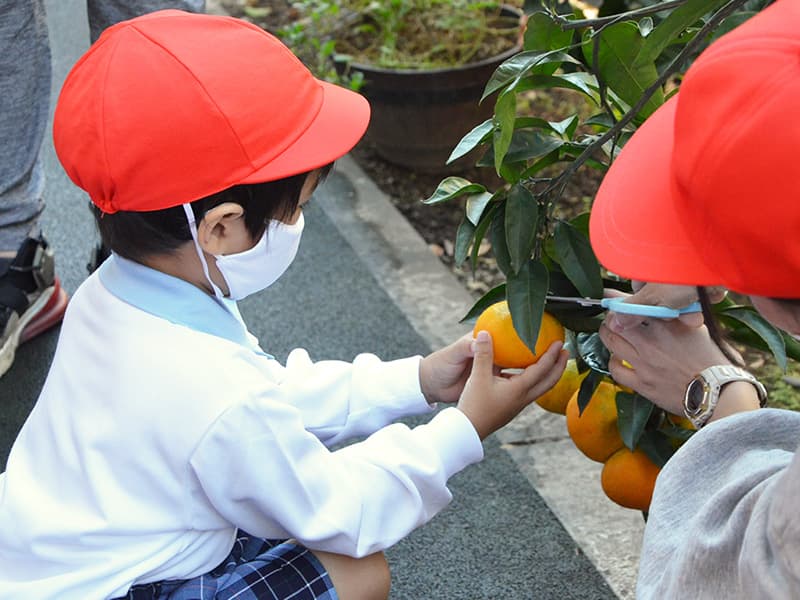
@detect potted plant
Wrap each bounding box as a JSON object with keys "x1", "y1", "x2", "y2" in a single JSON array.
[{"x1": 255, "y1": 0, "x2": 527, "y2": 172}]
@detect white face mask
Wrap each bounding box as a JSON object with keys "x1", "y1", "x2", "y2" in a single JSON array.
[{"x1": 182, "y1": 204, "x2": 304, "y2": 300}]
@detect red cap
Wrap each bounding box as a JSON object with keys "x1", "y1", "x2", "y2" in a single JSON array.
[
  {"x1": 53, "y1": 10, "x2": 370, "y2": 214},
  {"x1": 590, "y1": 0, "x2": 800, "y2": 298}
]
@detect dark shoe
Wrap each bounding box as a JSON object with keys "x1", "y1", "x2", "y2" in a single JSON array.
[{"x1": 0, "y1": 236, "x2": 69, "y2": 378}]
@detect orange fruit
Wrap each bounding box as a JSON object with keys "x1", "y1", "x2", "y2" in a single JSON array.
[
  {"x1": 601, "y1": 448, "x2": 661, "y2": 511},
  {"x1": 536, "y1": 359, "x2": 588, "y2": 414},
  {"x1": 565, "y1": 380, "x2": 625, "y2": 463},
  {"x1": 473, "y1": 301, "x2": 565, "y2": 369}
]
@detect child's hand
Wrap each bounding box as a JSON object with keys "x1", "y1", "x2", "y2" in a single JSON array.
[
  {"x1": 419, "y1": 334, "x2": 475, "y2": 405},
  {"x1": 457, "y1": 331, "x2": 567, "y2": 440}
]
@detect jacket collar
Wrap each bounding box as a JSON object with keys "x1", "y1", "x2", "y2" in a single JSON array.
[{"x1": 98, "y1": 253, "x2": 258, "y2": 350}]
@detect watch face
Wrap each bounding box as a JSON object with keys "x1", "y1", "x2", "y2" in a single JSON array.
[{"x1": 686, "y1": 379, "x2": 706, "y2": 412}]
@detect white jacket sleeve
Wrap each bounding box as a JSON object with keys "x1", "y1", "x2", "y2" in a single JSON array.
[
  {"x1": 273, "y1": 349, "x2": 434, "y2": 447},
  {"x1": 636, "y1": 408, "x2": 800, "y2": 599},
  {"x1": 188, "y1": 387, "x2": 483, "y2": 557}
]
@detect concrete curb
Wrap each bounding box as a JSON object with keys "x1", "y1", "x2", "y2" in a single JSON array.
[{"x1": 322, "y1": 155, "x2": 644, "y2": 599}]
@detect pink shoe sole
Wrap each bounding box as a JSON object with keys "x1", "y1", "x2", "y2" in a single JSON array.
[{"x1": 20, "y1": 277, "x2": 70, "y2": 343}]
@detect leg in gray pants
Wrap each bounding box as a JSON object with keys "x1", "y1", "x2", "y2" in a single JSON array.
[
  {"x1": 0, "y1": 0, "x2": 205, "y2": 255},
  {"x1": 0, "y1": 0, "x2": 205, "y2": 378}
]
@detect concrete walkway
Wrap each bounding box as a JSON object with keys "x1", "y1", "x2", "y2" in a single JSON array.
[{"x1": 0, "y1": 1, "x2": 644, "y2": 597}]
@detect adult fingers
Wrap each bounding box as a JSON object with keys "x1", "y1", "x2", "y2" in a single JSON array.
[
  {"x1": 598, "y1": 321, "x2": 640, "y2": 362},
  {"x1": 706, "y1": 286, "x2": 728, "y2": 303},
  {"x1": 607, "y1": 355, "x2": 639, "y2": 392}
]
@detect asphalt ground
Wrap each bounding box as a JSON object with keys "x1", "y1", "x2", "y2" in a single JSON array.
[{"x1": 0, "y1": 1, "x2": 630, "y2": 598}]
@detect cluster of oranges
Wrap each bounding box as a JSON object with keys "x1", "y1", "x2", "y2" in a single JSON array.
[{"x1": 474, "y1": 300, "x2": 665, "y2": 512}]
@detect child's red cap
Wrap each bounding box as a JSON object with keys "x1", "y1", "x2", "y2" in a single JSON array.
[
  {"x1": 590, "y1": 0, "x2": 800, "y2": 298},
  {"x1": 53, "y1": 10, "x2": 370, "y2": 214}
]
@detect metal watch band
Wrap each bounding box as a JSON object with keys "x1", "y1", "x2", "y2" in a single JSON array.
[{"x1": 683, "y1": 365, "x2": 767, "y2": 429}]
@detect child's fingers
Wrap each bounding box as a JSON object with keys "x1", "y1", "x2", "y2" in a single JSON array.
[
  {"x1": 524, "y1": 348, "x2": 569, "y2": 402},
  {"x1": 469, "y1": 330, "x2": 494, "y2": 381},
  {"x1": 509, "y1": 341, "x2": 564, "y2": 393},
  {"x1": 454, "y1": 332, "x2": 476, "y2": 359}
]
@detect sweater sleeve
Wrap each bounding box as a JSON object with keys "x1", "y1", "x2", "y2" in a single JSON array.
[
  {"x1": 272, "y1": 349, "x2": 434, "y2": 447},
  {"x1": 636, "y1": 408, "x2": 800, "y2": 599},
  {"x1": 188, "y1": 387, "x2": 484, "y2": 557}
]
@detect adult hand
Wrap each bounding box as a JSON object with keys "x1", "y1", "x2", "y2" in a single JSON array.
[
  {"x1": 419, "y1": 333, "x2": 476, "y2": 405},
  {"x1": 605, "y1": 282, "x2": 727, "y2": 331},
  {"x1": 457, "y1": 331, "x2": 567, "y2": 440},
  {"x1": 599, "y1": 317, "x2": 733, "y2": 415}
]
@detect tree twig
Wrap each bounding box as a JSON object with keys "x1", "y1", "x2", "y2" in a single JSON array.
[{"x1": 556, "y1": 0, "x2": 689, "y2": 31}]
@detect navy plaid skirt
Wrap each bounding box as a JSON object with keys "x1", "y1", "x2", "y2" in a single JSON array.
[{"x1": 121, "y1": 532, "x2": 337, "y2": 599}]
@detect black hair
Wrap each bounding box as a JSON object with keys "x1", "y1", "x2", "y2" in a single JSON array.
[
  {"x1": 698, "y1": 286, "x2": 744, "y2": 367},
  {"x1": 93, "y1": 163, "x2": 333, "y2": 262}
]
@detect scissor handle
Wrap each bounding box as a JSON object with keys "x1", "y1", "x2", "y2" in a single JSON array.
[{"x1": 600, "y1": 298, "x2": 702, "y2": 319}]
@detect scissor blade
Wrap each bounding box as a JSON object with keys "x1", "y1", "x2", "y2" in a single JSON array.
[{"x1": 545, "y1": 295, "x2": 603, "y2": 307}]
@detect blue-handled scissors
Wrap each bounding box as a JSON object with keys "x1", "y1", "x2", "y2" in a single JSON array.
[{"x1": 546, "y1": 295, "x2": 702, "y2": 319}]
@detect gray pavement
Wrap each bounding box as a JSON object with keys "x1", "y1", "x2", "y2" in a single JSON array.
[{"x1": 0, "y1": 1, "x2": 639, "y2": 597}]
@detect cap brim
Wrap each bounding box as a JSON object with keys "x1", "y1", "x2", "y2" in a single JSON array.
[
  {"x1": 241, "y1": 81, "x2": 370, "y2": 183},
  {"x1": 589, "y1": 95, "x2": 722, "y2": 287}
]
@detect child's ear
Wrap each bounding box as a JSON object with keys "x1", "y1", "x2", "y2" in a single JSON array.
[{"x1": 196, "y1": 202, "x2": 246, "y2": 255}]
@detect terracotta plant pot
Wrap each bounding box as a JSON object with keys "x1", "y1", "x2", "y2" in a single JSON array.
[{"x1": 336, "y1": 6, "x2": 524, "y2": 173}]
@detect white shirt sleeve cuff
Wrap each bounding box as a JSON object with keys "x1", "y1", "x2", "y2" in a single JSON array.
[{"x1": 416, "y1": 407, "x2": 484, "y2": 478}]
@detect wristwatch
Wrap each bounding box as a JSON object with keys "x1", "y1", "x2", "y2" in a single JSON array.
[{"x1": 684, "y1": 365, "x2": 767, "y2": 429}]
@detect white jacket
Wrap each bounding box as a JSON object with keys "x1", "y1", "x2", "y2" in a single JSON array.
[{"x1": 0, "y1": 255, "x2": 483, "y2": 599}]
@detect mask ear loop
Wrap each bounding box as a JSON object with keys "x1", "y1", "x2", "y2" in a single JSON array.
[{"x1": 182, "y1": 203, "x2": 225, "y2": 299}]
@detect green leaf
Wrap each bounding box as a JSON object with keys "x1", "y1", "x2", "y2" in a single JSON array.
[
  {"x1": 460, "y1": 284, "x2": 507, "y2": 324},
  {"x1": 615, "y1": 392, "x2": 654, "y2": 451},
  {"x1": 465, "y1": 191, "x2": 493, "y2": 226},
  {"x1": 549, "y1": 114, "x2": 580, "y2": 138},
  {"x1": 490, "y1": 206, "x2": 513, "y2": 276},
  {"x1": 422, "y1": 177, "x2": 487, "y2": 205},
  {"x1": 483, "y1": 51, "x2": 581, "y2": 101},
  {"x1": 553, "y1": 221, "x2": 603, "y2": 298},
  {"x1": 722, "y1": 307, "x2": 788, "y2": 372},
  {"x1": 493, "y1": 90, "x2": 517, "y2": 173},
  {"x1": 569, "y1": 212, "x2": 591, "y2": 237},
  {"x1": 447, "y1": 119, "x2": 494, "y2": 164},
  {"x1": 582, "y1": 22, "x2": 664, "y2": 120},
  {"x1": 584, "y1": 112, "x2": 617, "y2": 129},
  {"x1": 519, "y1": 148, "x2": 562, "y2": 179},
  {"x1": 515, "y1": 72, "x2": 600, "y2": 105},
  {"x1": 480, "y1": 130, "x2": 564, "y2": 170},
  {"x1": 454, "y1": 217, "x2": 476, "y2": 267},
  {"x1": 505, "y1": 184, "x2": 539, "y2": 275},
  {"x1": 507, "y1": 260, "x2": 549, "y2": 355},
  {"x1": 636, "y1": 0, "x2": 728, "y2": 67},
  {"x1": 504, "y1": 131, "x2": 564, "y2": 164},
  {"x1": 524, "y1": 13, "x2": 574, "y2": 71},
  {"x1": 637, "y1": 430, "x2": 674, "y2": 468},
  {"x1": 470, "y1": 203, "x2": 500, "y2": 273},
  {"x1": 577, "y1": 368, "x2": 603, "y2": 415}
]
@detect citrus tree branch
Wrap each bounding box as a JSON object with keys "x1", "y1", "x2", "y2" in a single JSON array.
[
  {"x1": 555, "y1": 0, "x2": 689, "y2": 31},
  {"x1": 541, "y1": 0, "x2": 751, "y2": 199}
]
